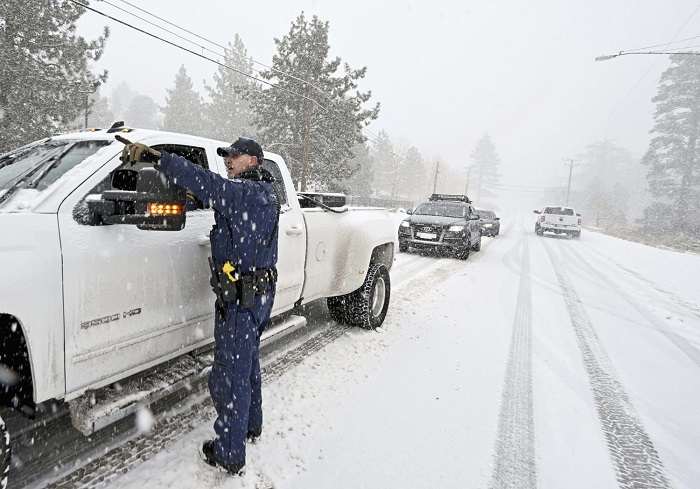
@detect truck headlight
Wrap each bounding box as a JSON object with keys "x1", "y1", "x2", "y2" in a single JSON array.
[
  {"x1": 448, "y1": 225, "x2": 464, "y2": 232},
  {"x1": 483, "y1": 223, "x2": 493, "y2": 228},
  {"x1": 400, "y1": 221, "x2": 410, "y2": 228}
]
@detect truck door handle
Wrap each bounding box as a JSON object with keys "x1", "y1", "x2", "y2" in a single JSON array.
[
  {"x1": 285, "y1": 225, "x2": 303, "y2": 236},
  {"x1": 198, "y1": 236, "x2": 211, "y2": 247}
]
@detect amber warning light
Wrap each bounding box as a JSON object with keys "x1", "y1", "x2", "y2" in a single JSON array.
[{"x1": 148, "y1": 202, "x2": 184, "y2": 216}]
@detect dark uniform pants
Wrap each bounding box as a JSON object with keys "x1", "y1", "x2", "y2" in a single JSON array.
[{"x1": 208, "y1": 301, "x2": 268, "y2": 465}]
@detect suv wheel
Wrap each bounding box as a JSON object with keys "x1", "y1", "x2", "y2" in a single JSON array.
[
  {"x1": 1, "y1": 414, "x2": 10, "y2": 489},
  {"x1": 327, "y1": 263, "x2": 391, "y2": 330},
  {"x1": 472, "y1": 234, "x2": 482, "y2": 251},
  {"x1": 398, "y1": 241, "x2": 409, "y2": 253},
  {"x1": 455, "y1": 240, "x2": 470, "y2": 260}
]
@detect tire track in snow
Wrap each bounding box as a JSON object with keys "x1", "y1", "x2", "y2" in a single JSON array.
[
  {"x1": 489, "y1": 235, "x2": 536, "y2": 489},
  {"x1": 542, "y1": 241, "x2": 672, "y2": 489},
  {"x1": 579, "y1": 241, "x2": 700, "y2": 320},
  {"x1": 563, "y1": 244, "x2": 700, "y2": 368}
]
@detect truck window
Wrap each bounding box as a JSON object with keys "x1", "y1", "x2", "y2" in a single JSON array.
[
  {"x1": 261, "y1": 159, "x2": 288, "y2": 207},
  {"x1": 544, "y1": 207, "x2": 574, "y2": 216},
  {"x1": 152, "y1": 145, "x2": 210, "y2": 211}
]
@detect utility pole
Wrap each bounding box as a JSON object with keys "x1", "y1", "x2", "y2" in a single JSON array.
[
  {"x1": 565, "y1": 159, "x2": 575, "y2": 205},
  {"x1": 464, "y1": 165, "x2": 473, "y2": 197},
  {"x1": 432, "y1": 160, "x2": 440, "y2": 194}
]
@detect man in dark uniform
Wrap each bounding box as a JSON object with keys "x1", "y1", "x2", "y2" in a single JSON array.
[{"x1": 120, "y1": 137, "x2": 279, "y2": 475}]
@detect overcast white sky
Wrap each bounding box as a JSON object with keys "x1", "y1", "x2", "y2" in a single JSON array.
[{"x1": 77, "y1": 0, "x2": 700, "y2": 189}]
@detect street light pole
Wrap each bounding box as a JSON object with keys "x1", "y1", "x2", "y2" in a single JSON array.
[{"x1": 595, "y1": 50, "x2": 700, "y2": 62}]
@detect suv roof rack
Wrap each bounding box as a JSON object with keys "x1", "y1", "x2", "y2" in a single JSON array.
[{"x1": 429, "y1": 193, "x2": 471, "y2": 203}]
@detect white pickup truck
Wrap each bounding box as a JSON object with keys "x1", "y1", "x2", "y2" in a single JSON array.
[
  {"x1": 534, "y1": 205, "x2": 582, "y2": 238},
  {"x1": 0, "y1": 127, "x2": 395, "y2": 476}
]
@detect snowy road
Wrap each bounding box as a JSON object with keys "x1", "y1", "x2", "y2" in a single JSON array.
[{"x1": 37, "y1": 218, "x2": 700, "y2": 489}]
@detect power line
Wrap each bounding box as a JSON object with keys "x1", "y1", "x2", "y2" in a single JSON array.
[
  {"x1": 98, "y1": 0, "x2": 380, "y2": 145},
  {"x1": 600, "y1": 2, "x2": 700, "y2": 138},
  {"x1": 619, "y1": 33, "x2": 700, "y2": 53},
  {"x1": 67, "y1": 0, "x2": 330, "y2": 114},
  {"x1": 108, "y1": 0, "x2": 336, "y2": 103},
  {"x1": 77, "y1": 0, "x2": 396, "y2": 161}
]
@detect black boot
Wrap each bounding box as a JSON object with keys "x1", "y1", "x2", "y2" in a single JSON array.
[
  {"x1": 201, "y1": 440, "x2": 245, "y2": 475},
  {"x1": 247, "y1": 427, "x2": 262, "y2": 443}
]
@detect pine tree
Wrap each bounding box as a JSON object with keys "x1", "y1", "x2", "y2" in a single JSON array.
[
  {"x1": 204, "y1": 35, "x2": 256, "y2": 141},
  {"x1": 341, "y1": 143, "x2": 374, "y2": 197},
  {"x1": 162, "y1": 65, "x2": 205, "y2": 136},
  {"x1": 576, "y1": 140, "x2": 644, "y2": 224},
  {"x1": 0, "y1": 0, "x2": 109, "y2": 152},
  {"x1": 111, "y1": 81, "x2": 137, "y2": 120},
  {"x1": 470, "y1": 134, "x2": 501, "y2": 201},
  {"x1": 371, "y1": 131, "x2": 400, "y2": 198},
  {"x1": 86, "y1": 92, "x2": 115, "y2": 129},
  {"x1": 643, "y1": 54, "x2": 700, "y2": 235},
  {"x1": 125, "y1": 95, "x2": 159, "y2": 130},
  {"x1": 396, "y1": 145, "x2": 427, "y2": 201},
  {"x1": 250, "y1": 12, "x2": 380, "y2": 191}
]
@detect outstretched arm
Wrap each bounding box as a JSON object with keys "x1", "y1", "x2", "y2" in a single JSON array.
[{"x1": 158, "y1": 151, "x2": 245, "y2": 211}]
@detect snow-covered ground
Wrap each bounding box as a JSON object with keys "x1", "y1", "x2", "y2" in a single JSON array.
[{"x1": 79, "y1": 216, "x2": 700, "y2": 489}]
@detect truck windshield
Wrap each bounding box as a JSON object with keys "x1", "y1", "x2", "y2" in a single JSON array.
[
  {"x1": 414, "y1": 202, "x2": 467, "y2": 218},
  {"x1": 0, "y1": 139, "x2": 110, "y2": 191},
  {"x1": 544, "y1": 207, "x2": 574, "y2": 215}
]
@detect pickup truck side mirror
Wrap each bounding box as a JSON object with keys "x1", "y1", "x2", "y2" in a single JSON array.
[
  {"x1": 406, "y1": 209, "x2": 413, "y2": 215},
  {"x1": 495, "y1": 217, "x2": 500, "y2": 220},
  {"x1": 87, "y1": 167, "x2": 187, "y2": 231},
  {"x1": 576, "y1": 213, "x2": 582, "y2": 217},
  {"x1": 533, "y1": 210, "x2": 541, "y2": 214}
]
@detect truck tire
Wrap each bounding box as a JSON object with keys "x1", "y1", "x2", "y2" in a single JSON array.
[
  {"x1": 399, "y1": 241, "x2": 409, "y2": 253},
  {"x1": 0, "y1": 414, "x2": 9, "y2": 489},
  {"x1": 535, "y1": 226, "x2": 543, "y2": 236},
  {"x1": 327, "y1": 263, "x2": 391, "y2": 330}
]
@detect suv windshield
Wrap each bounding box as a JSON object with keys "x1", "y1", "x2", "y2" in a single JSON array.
[
  {"x1": 0, "y1": 139, "x2": 110, "y2": 191},
  {"x1": 544, "y1": 207, "x2": 574, "y2": 216},
  {"x1": 414, "y1": 202, "x2": 467, "y2": 218}
]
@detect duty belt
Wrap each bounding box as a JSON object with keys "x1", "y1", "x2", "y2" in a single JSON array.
[{"x1": 208, "y1": 258, "x2": 277, "y2": 311}]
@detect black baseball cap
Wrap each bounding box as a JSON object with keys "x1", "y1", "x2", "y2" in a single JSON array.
[{"x1": 217, "y1": 137, "x2": 264, "y2": 161}]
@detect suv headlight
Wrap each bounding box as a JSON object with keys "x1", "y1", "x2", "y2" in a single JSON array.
[
  {"x1": 448, "y1": 225, "x2": 465, "y2": 232},
  {"x1": 400, "y1": 221, "x2": 410, "y2": 228}
]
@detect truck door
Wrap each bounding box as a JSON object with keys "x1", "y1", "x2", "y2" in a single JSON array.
[
  {"x1": 59, "y1": 143, "x2": 215, "y2": 395},
  {"x1": 260, "y1": 157, "x2": 306, "y2": 314}
]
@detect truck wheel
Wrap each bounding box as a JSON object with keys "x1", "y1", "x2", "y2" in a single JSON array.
[
  {"x1": 0, "y1": 414, "x2": 9, "y2": 489},
  {"x1": 326, "y1": 263, "x2": 391, "y2": 330},
  {"x1": 535, "y1": 226, "x2": 543, "y2": 236},
  {"x1": 399, "y1": 241, "x2": 409, "y2": 253}
]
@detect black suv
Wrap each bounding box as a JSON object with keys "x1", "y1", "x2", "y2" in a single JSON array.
[
  {"x1": 476, "y1": 209, "x2": 500, "y2": 237},
  {"x1": 398, "y1": 194, "x2": 482, "y2": 260}
]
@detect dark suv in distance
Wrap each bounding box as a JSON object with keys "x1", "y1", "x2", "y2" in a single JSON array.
[
  {"x1": 476, "y1": 209, "x2": 500, "y2": 237},
  {"x1": 398, "y1": 194, "x2": 482, "y2": 260}
]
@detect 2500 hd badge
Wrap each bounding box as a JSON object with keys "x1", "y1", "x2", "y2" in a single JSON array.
[{"x1": 80, "y1": 307, "x2": 142, "y2": 330}]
